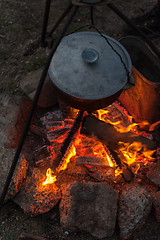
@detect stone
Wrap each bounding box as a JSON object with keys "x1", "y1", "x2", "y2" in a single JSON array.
[
  {"x1": 59, "y1": 181, "x2": 119, "y2": 239},
  {"x1": 20, "y1": 68, "x2": 58, "y2": 108},
  {"x1": 147, "y1": 161, "x2": 160, "y2": 187},
  {"x1": 17, "y1": 232, "x2": 47, "y2": 240},
  {"x1": 0, "y1": 147, "x2": 28, "y2": 201},
  {"x1": 151, "y1": 191, "x2": 160, "y2": 222},
  {"x1": 14, "y1": 168, "x2": 61, "y2": 216},
  {"x1": 0, "y1": 94, "x2": 31, "y2": 148},
  {"x1": 118, "y1": 184, "x2": 152, "y2": 240}
]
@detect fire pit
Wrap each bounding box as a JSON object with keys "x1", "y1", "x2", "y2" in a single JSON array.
[{"x1": 12, "y1": 100, "x2": 160, "y2": 239}]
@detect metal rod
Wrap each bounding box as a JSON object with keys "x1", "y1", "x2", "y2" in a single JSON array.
[
  {"x1": 41, "y1": 0, "x2": 52, "y2": 47},
  {"x1": 49, "y1": 1, "x2": 73, "y2": 37},
  {"x1": 0, "y1": 5, "x2": 79, "y2": 208},
  {"x1": 90, "y1": 5, "x2": 94, "y2": 26},
  {"x1": 108, "y1": 2, "x2": 160, "y2": 60}
]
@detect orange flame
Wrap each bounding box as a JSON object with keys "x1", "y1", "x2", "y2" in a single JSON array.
[
  {"x1": 42, "y1": 103, "x2": 158, "y2": 184},
  {"x1": 43, "y1": 168, "x2": 57, "y2": 185},
  {"x1": 58, "y1": 145, "x2": 76, "y2": 171},
  {"x1": 74, "y1": 134, "x2": 114, "y2": 168},
  {"x1": 118, "y1": 141, "x2": 156, "y2": 166},
  {"x1": 149, "y1": 120, "x2": 160, "y2": 131},
  {"x1": 43, "y1": 145, "x2": 76, "y2": 186},
  {"x1": 97, "y1": 108, "x2": 121, "y2": 125},
  {"x1": 106, "y1": 153, "x2": 114, "y2": 168},
  {"x1": 134, "y1": 164, "x2": 140, "y2": 174},
  {"x1": 96, "y1": 106, "x2": 157, "y2": 174},
  {"x1": 115, "y1": 121, "x2": 149, "y2": 133},
  {"x1": 115, "y1": 169, "x2": 123, "y2": 177},
  {"x1": 97, "y1": 109, "x2": 109, "y2": 121}
]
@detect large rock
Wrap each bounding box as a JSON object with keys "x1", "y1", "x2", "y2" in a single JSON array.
[
  {"x1": 151, "y1": 191, "x2": 160, "y2": 222},
  {"x1": 0, "y1": 94, "x2": 31, "y2": 148},
  {"x1": 118, "y1": 184, "x2": 152, "y2": 240},
  {"x1": 14, "y1": 168, "x2": 61, "y2": 216},
  {"x1": 0, "y1": 147, "x2": 28, "y2": 201},
  {"x1": 147, "y1": 161, "x2": 160, "y2": 187},
  {"x1": 59, "y1": 181, "x2": 119, "y2": 239},
  {"x1": 20, "y1": 68, "x2": 58, "y2": 108}
]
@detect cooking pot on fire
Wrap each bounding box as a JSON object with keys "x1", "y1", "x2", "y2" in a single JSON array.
[{"x1": 49, "y1": 31, "x2": 133, "y2": 111}]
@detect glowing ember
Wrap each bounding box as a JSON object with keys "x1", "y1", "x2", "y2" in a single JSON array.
[{"x1": 43, "y1": 168, "x2": 57, "y2": 185}]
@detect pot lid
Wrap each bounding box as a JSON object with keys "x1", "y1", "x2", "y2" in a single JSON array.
[{"x1": 49, "y1": 31, "x2": 132, "y2": 99}]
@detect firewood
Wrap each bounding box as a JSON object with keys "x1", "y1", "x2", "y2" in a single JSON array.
[
  {"x1": 107, "y1": 147, "x2": 135, "y2": 182},
  {"x1": 76, "y1": 156, "x2": 110, "y2": 167},
  {"x1": 81, "y1": 115, "x2": 157, "y2": 151}
]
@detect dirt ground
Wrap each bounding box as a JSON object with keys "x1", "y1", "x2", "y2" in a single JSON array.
[{"x1": 0, "y1": 0, "x2": 160, "y2": 239}]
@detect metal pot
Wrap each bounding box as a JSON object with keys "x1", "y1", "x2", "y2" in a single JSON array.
[
  {"x1": 49, "y1": 31, "x2": 132, "y2": 111},
  {"x1": 119, "y1": 36, "x2": 160, "y2": 123}
]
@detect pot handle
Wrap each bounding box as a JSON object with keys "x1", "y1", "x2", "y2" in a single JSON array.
[
  {"x1": 81, "y1": 48, "x2": 99, "y2": 64},
  {"x1": 122, "y1": 75, "x2": 135, "y2": 90}
]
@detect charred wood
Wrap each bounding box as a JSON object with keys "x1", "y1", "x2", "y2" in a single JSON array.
[
  {"x1": 81, "y1": 115, "x2": 157, "y2": 182},
  {"x1": 52, "y1": 111, "x2": 85, "y2": 171},
  {"x1": 108, "y1": 148, "x2": 135, "y2": 182},
  {"x1": 81, "y1": 115, "x2": 157, "y2": 151},
  {"x1": 76, "y1": 156, "x2": 110, "y2": 167}
]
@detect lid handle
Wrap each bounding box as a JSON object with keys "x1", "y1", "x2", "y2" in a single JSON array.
[{"x1": 81, "y1": 48, "x2": 99, "y2": 64}]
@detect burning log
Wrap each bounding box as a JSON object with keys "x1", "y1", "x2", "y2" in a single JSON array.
[
  {"x1": 81, "y1": 115, "x2": 157, "y2": 151},
  {"x1": 81, "y1": 115, "x2": 157, "y2": 181},
  {"x1": 52, "y1": 111, "x2": 85, "y2": 172},
  {"x1": 76, "y1": 152, "x2": 134, "y2": 182},
  {"x1": 108, "y1": 148, "x2": 135, "y2": 182},
  {"x1": 76, "y1": 156, "x2": 110, "y2": 167}
]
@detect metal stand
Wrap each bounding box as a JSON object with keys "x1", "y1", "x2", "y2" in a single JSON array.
[
  {"x1": 0, "y1": 4, "x2": 79, "y2": 207},
  {"x1": 41, "y1": 0, "x2": 52, "y2": 47},
  {"x1": 41, "y1": 0, "x2": 160, "y2": 57},
  {"x1": 1, "y1": 0, "x2": 160, "y2": 207}
]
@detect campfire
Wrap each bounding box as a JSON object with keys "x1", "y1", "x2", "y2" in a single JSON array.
[
  {"x1": 12, "y1": 98, "x2": 160, "y2": 240},
  {"x1": 40, "y1": 101, "x2": 157, "y2": 184}
]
